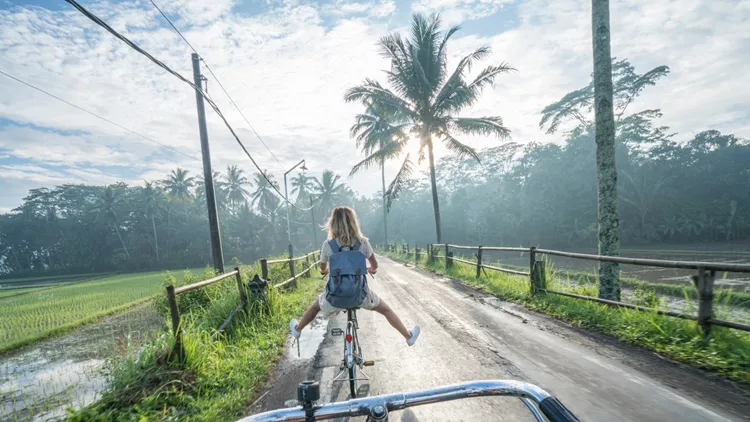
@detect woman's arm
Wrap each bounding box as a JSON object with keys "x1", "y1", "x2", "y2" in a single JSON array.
[{"x1": 367, "y1": 253, "x2": 378, "y2": 275}]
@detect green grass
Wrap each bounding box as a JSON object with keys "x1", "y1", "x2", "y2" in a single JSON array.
[
  {"x1": 0, "y1": 272, "x2": 111, "y2": 284},
  {"x1": 70, "y1": 258, "x2": 323, "y2": 421},
  {"x1": 0, "y1": 287, "x2": 42, "y2": 297},
  {"x1": 0, "y1": 269, "x2": 203, "y2": 353},
  {"x1": 385, "y1": 250, "x2": 750, "y2": 384}
]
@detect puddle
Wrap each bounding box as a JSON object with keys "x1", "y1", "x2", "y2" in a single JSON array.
[
  {"x1": 288, "y1": 316, "x2": 327, "y2": 360},
  {"x1": 0, "y1": 303, "x2": 165, "y2": 421}
]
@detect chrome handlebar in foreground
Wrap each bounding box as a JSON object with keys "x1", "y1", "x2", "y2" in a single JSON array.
[{"x1": 238, "y1": 380, "x2": 579, "y2": 422}]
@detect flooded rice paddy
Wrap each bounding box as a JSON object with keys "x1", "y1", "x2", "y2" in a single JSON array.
[{"x1": 0, "y1": 303, "x2": 164, "y2": 421}]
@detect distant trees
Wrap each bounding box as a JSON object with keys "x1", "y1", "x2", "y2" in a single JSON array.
[
  {"x1": 345, "y1": 13, "x2": 513, "y2": 244},
  {"x1": 0, "y1": 166, "x2": 364, "y2": 276}
]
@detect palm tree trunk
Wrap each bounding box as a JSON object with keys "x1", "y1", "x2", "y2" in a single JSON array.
[
  {"x1": 381, "y1": 160, "x2": 389, "y2": 245},
  {"x1": 592, "y1": 0, "x2": 621, "y2": 301},
  {"x1": 151, "y1": 214, "x2": 160, "y2": 262},
  {"x1": 112, "y1": 223, "x2": 130, "y2": 259},
  {"x1": 426, "y1": 137, "x2": 443, "y2": 244}
]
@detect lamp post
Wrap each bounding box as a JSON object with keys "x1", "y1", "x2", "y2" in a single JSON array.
[{"x1": 284, "y1": 159, "x2": 307, "y2": 259}]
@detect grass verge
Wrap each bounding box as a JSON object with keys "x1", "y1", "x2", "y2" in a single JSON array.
[
  {"x1": 69, "y1": 259, "x2": 322, "y2": 421},
  {"x1": 384, "y1": 250, "x2": 750, "y2": 384}
]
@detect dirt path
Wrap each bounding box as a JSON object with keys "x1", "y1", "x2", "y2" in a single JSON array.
[{"x1": 251, "y1": 257, "x2": 749, "y2": 421}]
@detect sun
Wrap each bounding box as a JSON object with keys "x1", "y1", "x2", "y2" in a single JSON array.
[{"x1": 405, "y1": 132, "x2": 435, "y2": 171}]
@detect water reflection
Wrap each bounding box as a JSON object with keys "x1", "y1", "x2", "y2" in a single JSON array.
[{"x1": 0, "y1": 303, "x2": 164, "y2": 421}]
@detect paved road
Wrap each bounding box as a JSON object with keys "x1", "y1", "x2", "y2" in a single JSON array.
[{"x1": 253, "y1": 257, "x2": 749, "y2": 421}]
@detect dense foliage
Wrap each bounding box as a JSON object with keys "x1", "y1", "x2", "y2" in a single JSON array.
[
  {"x1": 362, "y1": 127, "x2": 750, "y2": 249},
  {"x1": 0, "y1": 168, "x2": 358, "y2": 276}
]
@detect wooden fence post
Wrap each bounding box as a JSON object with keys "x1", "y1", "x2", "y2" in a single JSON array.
[
  {"x1": 694, "y1": 267, "x2": 715, "y2": 334},
  {"x1": 529, "y1": 247, "x2": 537, "y2": 294},
  {"x1": 476, "y1": 246, "x2": 483, "y2": 278},
  {"x1": 415, "y1": 247, "x2": 421, "y2": 264},
  {"x1": 406, "y1": 243, "x2": 410, "y2": 254},
  {"x1": 447, "y1": 251, "x2": 454, "y2": 268},
  {"x1": 532, "y1": 260, "x2": 546, "y2": 294},
  {"x1": 260, "y1": 259, "x2": 268, "y2": 280},
  {"x1": 304, "y1": 255, "x2": 310, "y2": 278},
  {"x1": 444, "y1": 244, "x2": 449, "y2": 267},
  {"x1": 234, "y1": 267, "x2": 248, "y2": 311},
  {"x1": 427, "y1": 244, "x2": 432, "y2": 263},
  {"x1": 166, "y1": 285, "x2": 183, "y2": 360}
]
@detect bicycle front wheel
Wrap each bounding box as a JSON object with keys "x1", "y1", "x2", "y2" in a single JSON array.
[{"x1": 348, "y1": 363, "x2": 357, "y2": 398}]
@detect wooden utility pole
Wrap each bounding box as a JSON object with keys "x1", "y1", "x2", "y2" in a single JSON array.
[{"x1": 191, "y1": 53, "x2": 224, "y2": 273}]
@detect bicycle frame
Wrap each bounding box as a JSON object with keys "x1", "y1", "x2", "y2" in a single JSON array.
[{"x1": 332, "y1": 309, "x2": 370, "y2": 393}]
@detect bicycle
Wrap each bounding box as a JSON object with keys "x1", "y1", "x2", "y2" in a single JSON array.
[
  {"x1": 238, "y1": 379, "x2": 579, "y2": 422},
  {"x1": 329, "y1": 307, "x2": 374, "y2": 398}
]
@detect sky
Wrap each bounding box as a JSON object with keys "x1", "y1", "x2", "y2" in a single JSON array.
[{"x1": 0, "y1": 0, "x2": 748, "y2": 214}]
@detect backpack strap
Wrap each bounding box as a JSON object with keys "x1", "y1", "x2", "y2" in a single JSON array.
[
  {"x1": 352, "y1": 241, "x2": 361, "y2": 251},
  {"x1": 329, "y1": 239, "x2": 341, "y2": 253}
]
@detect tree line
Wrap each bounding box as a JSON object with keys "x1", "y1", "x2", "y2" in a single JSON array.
[{"x1": 0, "y1": 167, "x2": 361, "y2": 276}]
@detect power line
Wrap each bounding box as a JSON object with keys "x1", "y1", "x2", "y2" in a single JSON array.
[
  {"x1": 0, "y1": 69, "x2": 199, "y2": 161},
  {"x1": 148, "y1": 0, "x2": 286, "y2": 171},
  {"x1": 61, "y1": 0, "x2": 314, "y2": 211}
]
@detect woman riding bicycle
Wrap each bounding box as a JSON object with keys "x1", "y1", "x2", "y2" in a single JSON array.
[{"x1": 290, "y1": 206, "x2": 421, "y2": 346}]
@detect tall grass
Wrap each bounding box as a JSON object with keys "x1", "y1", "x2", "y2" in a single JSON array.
[
  {"x1": 386, "y1": 250, "x2": 750, "y2": 384},
  {"x1": 70, "y1": 259, "x2": 323, "y2": 421}
]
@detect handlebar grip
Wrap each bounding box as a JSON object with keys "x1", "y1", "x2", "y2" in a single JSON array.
[{"x1": 538, "y1": 397, "x2": 579, "y2": 422}]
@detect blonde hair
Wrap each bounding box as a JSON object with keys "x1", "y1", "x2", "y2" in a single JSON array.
[{"x1": 327, "y1": 206, "x2": 367, "y2": 246}]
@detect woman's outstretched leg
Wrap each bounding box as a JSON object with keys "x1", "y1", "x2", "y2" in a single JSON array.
[
  {"x1": 291, "y1": 299, "x2": 321, "y2": 337},
  {"x1": 372, "y1": 299, "x2": 420, "y2": 345}
]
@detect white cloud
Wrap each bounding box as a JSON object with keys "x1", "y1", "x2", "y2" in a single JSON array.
[
  {"x1": 412, "y1": 0, "x2": 516, "y2": 24},
  {"x1": 0, "y1": 0, "x2": 748, "y2": 212}
]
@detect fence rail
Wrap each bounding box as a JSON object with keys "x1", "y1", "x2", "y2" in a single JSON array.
[
  {"x1": 536, "y1": 248, "x2": 750, "y2": 272},
  {"x1": 379, "y1": 242, "x2": 750, "y2": 335}
]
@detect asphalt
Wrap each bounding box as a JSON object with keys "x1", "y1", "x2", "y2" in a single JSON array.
[{"x1": 250, "y1": 257, "x2": 750, "y2": 421}]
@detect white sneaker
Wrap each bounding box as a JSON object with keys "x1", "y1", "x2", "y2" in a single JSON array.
[
  {"x1": 407, "y1": 325, "x2": 421, "y2": 346},
  {"x1": 290, "y1": 319, "x2": 301, "y2": 339}
]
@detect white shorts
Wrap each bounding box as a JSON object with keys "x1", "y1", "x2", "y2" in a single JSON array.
[{"x1": 318, "y1": 289, "x2": 381, "y2": 317}]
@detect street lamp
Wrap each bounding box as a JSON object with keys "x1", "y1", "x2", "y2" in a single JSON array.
[{"x1": 284, "y1": 159, "x2": 307, "y2": 259}]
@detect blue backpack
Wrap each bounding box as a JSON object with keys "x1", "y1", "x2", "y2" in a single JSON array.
[{"x1": 325, "y1": 239, "x2": 369, "y2": 309}]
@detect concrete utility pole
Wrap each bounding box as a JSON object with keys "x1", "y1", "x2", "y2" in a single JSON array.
[
  {"x1": 310, "y1": 195, "x2": 318, "y2": 248},
  {"x1": 191, "y1": 53, "x2": 224, "y2": 273}
]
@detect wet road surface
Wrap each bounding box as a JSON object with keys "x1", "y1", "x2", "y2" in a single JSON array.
[{"x1": 253, "y1": 257, "x2": 749, "y2": 421}]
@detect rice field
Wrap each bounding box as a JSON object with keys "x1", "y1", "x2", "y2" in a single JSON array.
[{"x1": 0, "y1": 270, "x2": 202, "y2": 352}]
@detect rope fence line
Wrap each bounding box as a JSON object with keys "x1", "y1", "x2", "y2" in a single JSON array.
[{"x1": 377, "y1": 242, "x2": 750, "y2": 335}]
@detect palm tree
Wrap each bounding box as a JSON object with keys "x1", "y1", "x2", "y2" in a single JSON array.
[
  {"x1": 194, "y1": 171, "x2": 228, "y2": 211},
  {"x1": 313, "y1": 170, "x2": 347, "y2": 218},
  {"x1": 349, "y1": 103, "x2": 409, "y2": 245},
  {"x1": 345, "y1": 13, "x2": 513, "y2": 243},
  {"x1": 93, "y1": 185, "x2": 130, "y2": 259},
  {"x1": 290, "y1": 173, "x2": 316, "y2": 204},
  {"x1": 591, "y1": 0, "x2": 621, "y2": 301},
  {"x1": 250, "y1": 171, "x2": 281, "y2": 218},
  {"x1": 142, "y1": 181, "x2": 164, "y2": 261},
  {"x1": 163, "y1": 168, "x2": 195, "y2": 220},
  {"x1": 225, "y1": 165, "x2": 251, "y2": 211}
]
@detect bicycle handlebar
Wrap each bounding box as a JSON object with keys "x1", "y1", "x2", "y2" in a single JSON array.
[{"x1": 238, "y1": 380, "x2": 579, "y2": 422}]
